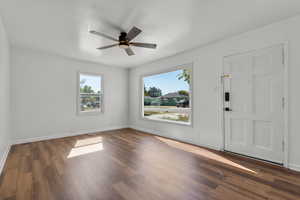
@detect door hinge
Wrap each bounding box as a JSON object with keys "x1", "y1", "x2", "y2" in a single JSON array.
[
  {"x1": 282, "y1": 48, "x2": 285, "y2": 65},
  {"x1": 282, "y1": 141, "x2": 285, "y2": 152},
  {"x1": 282, "y1": 97, "x2": 285, "y2": 109}
]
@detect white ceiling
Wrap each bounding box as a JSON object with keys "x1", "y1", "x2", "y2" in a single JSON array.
[{"x1": 1, "y1": 0, "x2": 300, "y2": 68}]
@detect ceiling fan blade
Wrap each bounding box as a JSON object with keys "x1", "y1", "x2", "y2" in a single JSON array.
[
  {"x1": 130, "y1": 42, "x2": 157, "y2": 49},
  {"x1": 97, "y1": 44, "x2": 119, "y2": 50},
  {"x1": 126, "y1": 26, "x2": 142, "y2": 41},
  {"x1": 90, "y1": 30, "x2": 119, "y2": 42},
  {"x1": 125, "y1": 47, "x2": 135, "y2": 56}
]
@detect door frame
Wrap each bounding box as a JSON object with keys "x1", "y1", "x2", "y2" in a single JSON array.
[{"x1": 219, "y1": 42, "x2": 289, "y2": 167}]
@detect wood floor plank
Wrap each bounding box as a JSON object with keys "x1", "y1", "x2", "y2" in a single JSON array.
[
  {"x1": 16, "y1": 172, "x2": 32, "y2": 200},
  {"x1": 1, "y1": 128, "x2": 300, "y2": 200}
]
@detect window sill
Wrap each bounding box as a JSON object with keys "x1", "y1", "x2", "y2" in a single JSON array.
[
  {"x1": 77, "y1": 110, "x2": 103, "y2": 116},
  {"x1": 142, "y1": 116, "x2": 192, "y2": 127}
]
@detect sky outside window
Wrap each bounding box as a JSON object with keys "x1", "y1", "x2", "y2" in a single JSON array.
[
  {"x1": 143, "y1": 69, "x2": 189, "y2": 94},
  {"x1": 80, "y1": 74, "x2": 101, "y2": 93}
]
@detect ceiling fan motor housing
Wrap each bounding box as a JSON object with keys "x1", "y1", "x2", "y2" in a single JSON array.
[
  {"x1": 119, "y1": 32, "x2": 127, "y2": 42},
  {"x1": 119, "y1": 32, "x2": 129, "y2": 49}
]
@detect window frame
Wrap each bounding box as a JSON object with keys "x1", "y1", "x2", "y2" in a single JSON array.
[
  {"x1": 77, "y1": 72, "x2": 104, "y2": 115},
  {"x1": 140, "y1": 63, "x2": 193, "y2": 126}
]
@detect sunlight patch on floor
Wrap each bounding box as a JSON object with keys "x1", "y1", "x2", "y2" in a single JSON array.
[
  {"x1": 155, "y1": 136, "x2": 256, "y2": 174},
  {"x1": 74, "y1": 136, "x2": 103, "y2": 147},
  {"x1": 68, "y1": 137, "x2": 104, "y2": 158}
]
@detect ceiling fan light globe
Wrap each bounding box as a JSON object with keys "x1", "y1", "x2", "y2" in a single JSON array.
[{"x1": 119, "y1": 44, "x2": 129, "y2": 49}]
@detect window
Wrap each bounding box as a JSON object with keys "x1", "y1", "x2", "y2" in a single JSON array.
[
  {"x1": 78, "y1": 73, "x2": 102, "y2": 114},
  {"x1": 142, "y1": 66, "x2": 192, "y2": 125}
]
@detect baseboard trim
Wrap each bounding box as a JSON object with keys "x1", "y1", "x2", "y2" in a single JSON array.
[
  {"x1": 289, "y1": 164, "x2": 300, "y2": 172},
  {"x1": 129, "y1": 125, "x2": 222, "y2": 151},
  {"x1": 0, "y1": 142, "x2": 11, "y2": 175},
  {"x1": 13, "y1": 125, "x2": 129, "y2": 145}
]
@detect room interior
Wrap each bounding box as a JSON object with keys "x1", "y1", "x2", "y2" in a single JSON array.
[{"x1": 1, "y1": 0, "x2": 300, "y2": 199}]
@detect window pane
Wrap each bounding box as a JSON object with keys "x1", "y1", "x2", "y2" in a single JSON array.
[
  {"x1": 143, "y1": 68, "x2": 191, "y2": 124},
  {"x1": 79, "y1": 74, "x2": 102, "y2": 112}
]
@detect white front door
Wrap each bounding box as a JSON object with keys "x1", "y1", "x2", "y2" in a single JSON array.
[{"x1": 223, "y1": 44, "x2": 285, "y2": 164}]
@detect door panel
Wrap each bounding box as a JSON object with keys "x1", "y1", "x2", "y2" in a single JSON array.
[
  {"x1": 230, "y1": 119, "x2": 246, "y2": 145},
  {"x1": 223, "y1": 45, "x2": 284, "y2": 164},
  {"x1": 253, "y1": 120, "x2": 272, "y2": 150}
]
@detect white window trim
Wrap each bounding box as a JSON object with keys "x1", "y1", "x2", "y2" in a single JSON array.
[
  {"x1": 140, "y1": 63, "x2": 193, "y2": 126},
  {"x1": 77, "y1": 72, "x2": 104, "y2": 116}
]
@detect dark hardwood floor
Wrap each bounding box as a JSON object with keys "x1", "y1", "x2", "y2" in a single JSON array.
[{"x1": 1, "y1": 128, "x2": 300, "y2": 200}]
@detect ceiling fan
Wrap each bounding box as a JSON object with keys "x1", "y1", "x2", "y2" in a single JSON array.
[{"x1": 89, "y1": 26, "x2": 157, "y2": 56}]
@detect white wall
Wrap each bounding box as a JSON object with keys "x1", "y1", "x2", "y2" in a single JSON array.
[
  {"x1": 11, "y1": 47, "x2": 129, "y2": 143},
  {"x1": 129, "y1": 15, "x2": 300, "y2": 171},
  {"x1": 0, "y1": 15, "x2": 11, "y2": 172}
]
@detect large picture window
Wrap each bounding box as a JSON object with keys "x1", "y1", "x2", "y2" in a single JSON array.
[
  {"x1": 142, "y1": 66, "x2": 192, "y2": 125},
  {"x1": 78, "y1": 73, "x2": 102, "y2": 114}
]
